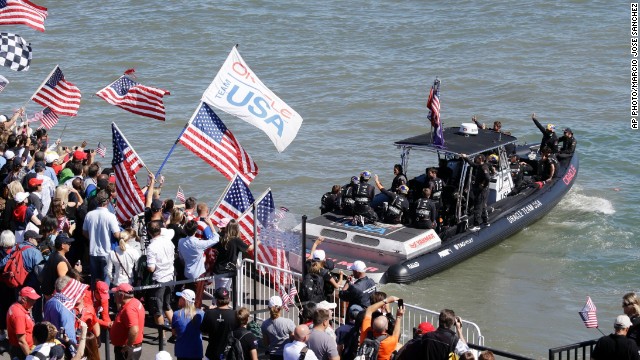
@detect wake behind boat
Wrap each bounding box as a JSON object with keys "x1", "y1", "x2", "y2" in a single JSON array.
[{"x1": 302, "y1": 124, "x2": 578, "y2": 284}]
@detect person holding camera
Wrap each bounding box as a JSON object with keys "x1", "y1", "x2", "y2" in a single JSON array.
[
  {"x1": 358, "y1": 295, "x2": 404, "y2": 360},
  {"x1": 395, "y1": 309, "x2": 469, "y2": 360}
]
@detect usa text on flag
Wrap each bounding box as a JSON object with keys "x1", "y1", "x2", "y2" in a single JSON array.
[
  {"x1": 32, "y1": 106, "x2": 58, "y2": 130},
  {"x1": 111, "y1": 122, "x2": 146, "y2": 224},
  {"x1": 202, "y1": 46, "x2": 303, "y2": 153},
  {"x1": 0, "y1": 32, "x2": 30, "y2": 71},
  {"x1": 427, "y1": 78, "x2": 444, "y2": 148},
  {"x1": 0, "y1": 0, "x2": 47, "y2": 32},
  {"x1": 96, "y1": 75, "x2": 170, "y2": 121},
  {"x1": 579, "y1": 296, "x2": 598, "y2": 329},
  {"x1": 32, "y1": 66, "x2": 81, "y2": 116},
  {"x1": 179, "y1": 102, "x2": 258, "y2": 184}
]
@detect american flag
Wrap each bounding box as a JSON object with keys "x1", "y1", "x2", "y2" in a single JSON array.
[
  {"x1": 96, "y1": 142, "x2": 106, "y2": 157},
  {"x1": 280, "y1": 284, "x2": 298, "y2": 311},
  {"x1": 32, "y1": 66, "x2": 81, "y2": 116},
  {"x1": 59, "y1": 278, "x2": 88, "y2": 312},
  {"x1": 176, "y1": 186, "x2": 185, "y2": 203},
  {"x1": 210, "y1": 176, "x2": 255, "y2": 230},
  {"x1": 579, "y1": 296, "x2": 598, "y2": 329},
  {"x1": 0, "y1": 74, "x2": 9, "y2": 92},
  {"x1": 32, "y1": 106, "x2": 58, "y2": 130},
  {"x1": 0, "y1": 0, "x2": 47, "y2": 32},
  {"x1": 96, "y1": 75, "x2": 170, "y2": 121},
  {"x1": 426, "y1": 78, "x2": 444, "y2": 148},
  {"x1": 111, "y1": 122, "x2": 146, "y2": 224},
  {"x1": 179, "y1": 102, "x2": 258, "y2": 184}
]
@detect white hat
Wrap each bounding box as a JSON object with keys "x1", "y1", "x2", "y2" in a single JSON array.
[
  {"x1": 268, "y1": 295, "x2": 283, "y2": 307},
  {"x1": 615, "y1": 315, "x2": 633, "y2": 328},
  {"x1": 3, "y1": 150, "x2": 14, "y2": 160},
  {"x1": 312, "y1": 249, "x2": 326, "y2": 261},
  {"x1": 0, "y1": 115, "x2": 7, "y2": 122},
  {"x1": 155, "y1": 351, "x2": 173, "y2": 360},
  {"x1": 14, "y1": 192, "x2": 28, "y2": 203},
  {"x1": 316, "y1": 300, "x2": 337, "y2": 310},
  {"x1": 176, "y1": 289, "x2": 195, "y2": 303},
  {"x1": 348, "y1": 260, "x2": 367, "y2": 273},
  {"x1": 44, "y1": 152, "x2": 59, "y2": 164}
]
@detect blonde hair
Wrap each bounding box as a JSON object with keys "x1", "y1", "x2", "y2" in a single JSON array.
[
  {"x1": 7, "y1": 180, "x2": 24, "y2": 198},
  {"x1": 54, "y1": 186, "x2": 69, "y2": 204},
  {"x1": 119, "y1": 229, "x2": 138, "y2": 251},
  {"x1": 170, "y1": 208, "x2": 185, "y2": 225},
  {"x1": 309, "y1": 260, "x2": 323, "y2": 275},
  {"x1": 269, "y1": 305, "x2": 282, "y2": 319},
  {"x1": 624, "y1": 292, "x2": 640, "y2": 316},
  {"x1": 222, "y1": 219, "x2": 240, "y2": 249},
  {"x1": 181, "y1": 299, "x2": 197, "y2": 320}
]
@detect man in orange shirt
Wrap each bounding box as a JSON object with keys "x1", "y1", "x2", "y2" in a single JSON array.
[
  {"x1": 7, "y1": 286, "x2": 40, "y2": 360},
  {"x1": 359, "y1": 295, "x2": 404, "y2": 360},
  {"x1": 109, "y1": 283, "x2": 145, "y2": 360}
]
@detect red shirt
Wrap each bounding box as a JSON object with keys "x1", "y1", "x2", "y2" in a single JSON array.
[
  {"x1": 109, "y1": 298, "x2": 145, "y2": 346},
  {"x1": 6, "y1": 302, "x2": 34, "y2": 348}
]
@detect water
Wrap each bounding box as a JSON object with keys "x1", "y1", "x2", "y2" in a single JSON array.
[{"x1": 3, "y1": 1, "x2": 638, "y2": 357}]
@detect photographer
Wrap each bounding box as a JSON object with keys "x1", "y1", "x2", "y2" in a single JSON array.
[{"x1": 395, "y1": 309, "x2": 469, "y2": 360}]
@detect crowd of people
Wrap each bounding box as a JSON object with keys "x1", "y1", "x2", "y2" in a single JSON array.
[{"x1": 590, "y1": 293, "x2": 640, "y2": 359}]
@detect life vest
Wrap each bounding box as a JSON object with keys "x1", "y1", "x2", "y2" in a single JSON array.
[
  {"x1": 415, "y1": 198, "x2": 433, "y2": 221},
  {"x1": 354, "y1": 183, "x2": 371, "y2": 205},
  {"x1": 429, "y1": 178, "x2": 444, "y2": 201},
  {"x1": 385, "y1": 194, "x2": 405, "y2": 221}
]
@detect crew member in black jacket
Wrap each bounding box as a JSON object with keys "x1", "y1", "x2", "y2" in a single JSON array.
[
  {"x1": 531, "y1": 113, "x2": 559, "y2": 153},
  {"x1": 461, "y1": 153, "x2": 491, "y2": 231}
]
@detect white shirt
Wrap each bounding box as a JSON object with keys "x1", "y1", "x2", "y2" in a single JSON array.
[
  {"x1": 37, "y1": 173, "x2": 55, "y2": 216},
  {"x1": 84, "y1": 207, "x2": 120, "y2": 256},
  {"x1": 108, "y1": 243, "x2": 141, "y2": 285},
  {"x1": 283, "y1": 340, "x2": 319, "y2": 360},
  {"x1": 146, "y1": 228, "x2": 175, "y2": 283}
]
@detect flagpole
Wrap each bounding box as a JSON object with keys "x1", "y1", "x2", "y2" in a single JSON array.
[
  {"x1": 595, "y1": 327, "x2": 606, "y2": 336},
  {"x1": 207, "y1": 174, "x2": 238, "y2": 218},
  {"x1": 154, "y1": 111, "x2": 194, "y2": 178},
  {"x1": 112, "y1": 122, "x2": 153, "y2": 175},
  {"x1": 29, "y1": 65, "x2": 58, "y2": 102}
]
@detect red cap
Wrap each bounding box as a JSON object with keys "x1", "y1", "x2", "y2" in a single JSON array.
[
  {"x1": 95, "y1": 281, "x2": 110, "y2": 300},
  {"x1": 111, "y1": 283, "x2": 134, "y2": 293},
  {"x1": 108, "y1": 175, "x2": 116, "y2": 183},
  {"x1": 417, "y1": 322, "x2": 435, "y2": 334},
  {"x1": 28, "y1": 177, "x2": 43, "y2": 187},
  {"x1": 72, "y1": 150, "x2": 87, "y2": 161},
  {"x1": 20, "y1": 286, "x2": 41, "y2": 300}
]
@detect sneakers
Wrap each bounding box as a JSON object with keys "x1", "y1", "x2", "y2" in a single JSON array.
[{"x1": 469, "y1": 226, "x2": 481, "y2": 232}]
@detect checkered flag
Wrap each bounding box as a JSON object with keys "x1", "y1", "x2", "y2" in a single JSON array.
[{"x1": 0, "y1": 32, "x2": 31, "y2": 71}]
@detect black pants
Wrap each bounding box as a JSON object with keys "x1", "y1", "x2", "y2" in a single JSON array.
[
  {"x1": 471, "y1": 186, "x2": 489, "y2": 226},
  {"x1": 114, "y1": 344, "x2": 142, "y2": 360}
]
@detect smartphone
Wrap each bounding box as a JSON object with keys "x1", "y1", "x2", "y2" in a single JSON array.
[{"x1": 398, "y1": 299, "x2": 404, "y2": 308}]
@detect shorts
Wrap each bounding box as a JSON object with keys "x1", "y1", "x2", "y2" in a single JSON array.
[{"x1": 148, "y1": 283, "x2": 173, "y2": 317}]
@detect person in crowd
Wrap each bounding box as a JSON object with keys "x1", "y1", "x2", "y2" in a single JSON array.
[
  {"x1": 357, "y1": 295, "x2": 404, "y2": 360},
  {"x1": 283, "y1": 324, "x2": 319, "y2": 360},
  {"x1": 26, "y1": 321, "x2": 65, "y2": 360},
  {"x1": 183, "y1": 196, "x2": 197, "y2": 222},
  {"x1": 108, "y1": 228, "x2": 141, "y2": 287},
  {"x1": 89, "y1": 281, "x2": 112, "y2": 328},
  {"x1": 308, "y1": 308, "x2": 340, "y2": 360},
  {"x1": 146, "y1": 219, "x2": 175, "y2": 344},
  {"x1": 533, "y1": 147, "x2": 556, "y2": 186},
  {"x1": 315, "y1": 300, "x2": 338, "y2": 339},
  {"x1": 167, "y1": 207, "x2": 187, "y2": 249},
  {"x1": 461, "y1": 153, "x2": 491, "y2": 231},
  {"x1": 300, "y1": 302, "x2": 317, "y2": 327},
  {"x1": 351, "y1": 170, "x2": 377, "y2": 226},
  {"x1": 396, "y1": 309, "x2": 469, "y2": 360},
  {"x1": 336, "y1": 304, "x2": 364, "y2": 359},
  {"x1": 623, "y1": 292, "x2": 640, "y2": 346},
  {"x1": 5, "y1": 157, "x2": 28, "y2": 186},
  {"x1": 25, "y1": 176, "x2": 44, "y2": 219},
  {"x1": 40, "y1": 233, "x2": 80, "y2": 297},
  {"x1": 145, "y1": 197, "x2": 164, "y2": 229},
  {"x1": 478, "y1": 350, "x2": 495, "y2": 360},
  {"x1": 390, "y1": 164, "x2": 407, "y2": 193},
  {"x1": 83, "y1": 163, "x2": 100, "y2": 199},
  {"x1": 74, "y1": 291, "x2": 101, "y2": 339},
  {"x1": 592, "y1": 315, "x2": 640, "y2": 360},
  {"x1": 214, "y1": 219, "x2": 255, "y2": 290},
  {"x1": 261, "y1": 295, "x2": 296, "y2": 360},
  {"x1": 13, "y1": 191, "x2": 41, "y2": 243},
  {"x1": 83, "y1": 190, "x2": 123, "y2": 287},
  {"x1": 2, "y1": 180, "x2": 24, "y2": 231},
  {"x1": 42, "y1": 152, "x2": 60, "y2": 185},
  {"x1": 232, "y1": 307, "x2": 260, "y2": 360},
  {"x1": 110, "y1": 283, "x2": 145, "y2": 360},
  {"x1": 340, "y1": 176, "x2": 358, "y2": 216},
  {"x1": 0, "y1": 230, "x2": 16, "y2": 339},
  {"x1": 201, "y1": 287, "x2": 238, "y2": 360},
  {"x1": 179, "y1": 219, "x2": 218, "y2": 307},
  {"x1": 471, "y1": 116, "x2": 511, "y2": 135},
  {"x1": 531, "y1": 113, "x2": 558, "y2": 153},
  {"x1": 373, "y1": 174, "x2": 409, "y2": 225},
  {"x1": 320, "y1": 185, "x2": 342, "y2": 214},
  {"x1": 7, "y1": 287, "x2": 40, "y2": 360},
  {"x1": 508, "y1": 153, "x2": 532, "y2": 193},
  {"x1": 43, "y1": 276, "x2": 88, "y2": 348},
  {"x1": 339, "y1": 260, "x2": 377, "y2": 309},
  {"x1": 195, "y1": 202, "x2": 217, "y2": 240},
  {"x1": 414, "y1": 321, "x2": 436, "y2": 339},
  {"x1": 556, "y1": 127, "x2": 576, "y2": 160},
  {"x1": 427, "y1": 167, "x2": 444, "y2": 207},
  {"x1": 412, "y1": 188, "x2": 437, "y2": 230},
  {"x1": 34, "y1": 162, "x2": 54, "y2": 216},
  {"x1": 171, "y1": 289, "x2": 205, "y2": 360},
  {"x1": 50, "y1": 198, "x2": 71, "y2": 235},
  {"x1": 306, "y1": 239, "x2": 343, "y2": 302}
]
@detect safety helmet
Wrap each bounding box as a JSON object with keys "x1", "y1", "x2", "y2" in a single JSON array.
[
  {"x1": 488, "y1": 154, "x2": 499, "y2": 163},
  {"x1": 351, "y1": 176, "x2": 359, "y2": 184},
  {"x1": 360, "y1": 171, "x2": 371, "y2": 181},
  {"x1": 398, "y1": 185, "x2": 409, "y2": 195},
  {"x1": 546, "y1": 123, "x2": 556, "y2": 131}
]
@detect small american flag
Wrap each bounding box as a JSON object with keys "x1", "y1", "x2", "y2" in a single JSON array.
[
  {"x1": 176, "y1": 186, "x2": 185, "y2": 203},
  {"x1": 60, "y1": 278, "x2": 88, "y2": 312},
  {"x1": 112, "y1": 122, "x2": 146, "y2": 224},
  {"x1": 579, "y1": 296, "x2": 598, "y2": 328},
  {"x1": 0, "y1": 0, "x2": 48, "y2": 32},
  {"x1": 179, "y1": 102, "x2": 258, "y2": 184},
  {"x1": 0, "y1": 74, "x2": 9, "y2": 92},
  {"x1": 96, "y1": 142, "x2": 106, "y2": 157},
  {"x1": 427, "y1": 78, "x2": 444, "y2": 148},
  {"x1": 32, "y1": 66, "x2": 81, "y2": 116},
  {"x1": 280, "y1": 283, "x2": 297, "y2": 311},
  {"x1": 96, "y1": 75, "x2": 170, "y2": 121},
  {"x1": 32, "y1": 106, "x2": 58, "y2": 130}
]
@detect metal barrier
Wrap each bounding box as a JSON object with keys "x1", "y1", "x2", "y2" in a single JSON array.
[
  {"x1": 548, "y1": 339, "x2": 597, "y2": 360},
  {"x1": 469, "y1": 343, "x2": 535, "y2": 360}
]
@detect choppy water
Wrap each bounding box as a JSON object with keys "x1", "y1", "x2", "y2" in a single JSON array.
[{"x1": 2, "y1": 1, "x2": 637, "y2": 357}]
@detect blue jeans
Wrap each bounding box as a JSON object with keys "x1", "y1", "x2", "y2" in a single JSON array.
[{"x1": 89, "y1": 255, "x2": 110, "y2": 288}]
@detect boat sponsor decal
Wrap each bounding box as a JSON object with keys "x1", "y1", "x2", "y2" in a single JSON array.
[
  {"x1": 453, "y1": 238, "x2": 473, "y2": 250},
  {"x1": 438, "y1": 249, "x2": 452, "y2": 258},
  {"x1": 408, "y1": 232, "x2": 438, "y2": 249},
  {"x1": 506, "y1": 199, "x2": 543, "y2": 224},
  {"x1": 562, "y1": 164, "x2": 577, "y2": 185},
  {"x1": 407, "y1": 261, "x2": 419, "y2": 269}
]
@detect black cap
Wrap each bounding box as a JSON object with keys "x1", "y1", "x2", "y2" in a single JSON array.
[
  {"x1": 23, "y1": 230, "x2": 42, "y2": 240},
  {"x1": 34, "y1": 161, "x2": 46, "y2": 172},
  {"x1": 564, "y1": 127, "x2": 572, "y2": 134},
  {"x1": 97, "y1": 178, "x2": 109, "y2": 190},
  {"x1": 151, "y1": 199, "x2": 163, "y2": 211},
  {"x1": 55, "y1": 233, "x2": 75, "y2": 247},
  {"x1": 12, "y1": 157, "x2": 22, "y2": 166},
  {"x1": 214, "y1": 287, "x2": 230, "y2": 300}
]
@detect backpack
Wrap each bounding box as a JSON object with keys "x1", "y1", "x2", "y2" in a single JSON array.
[
  {"x1": 132, "y1": 255, "x2": 152, "y2": 287},
  {"x1": 222, "y1": 330, "x2": 249, "y2": 360},
  {"x1": 354, "y1": 332, "x2": 388, "y2": 360},
  {"x1": 1, "y1": 244, "x2": 32, "y2": 287},
  {"x1": 299, "y1": 273, "x2": 325, "y2": 303}
]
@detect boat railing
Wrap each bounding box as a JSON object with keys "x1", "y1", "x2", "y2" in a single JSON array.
[
  {"x1": 231, "y1": 258, "x2": 484, "y2": 347},
  {"x1": 547, "y1": 339, "x2": 597, "y2": 360}
]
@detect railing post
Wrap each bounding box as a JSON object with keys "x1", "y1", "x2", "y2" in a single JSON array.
[
  {"x1": 301, "y1": 215, "x2": 307, "y2": 280},
  {"x1": 104, "y1": 327, "x2": 110, "y2": 360}
]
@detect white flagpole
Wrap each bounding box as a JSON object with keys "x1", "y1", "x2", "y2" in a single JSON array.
[
  {"x1": 29, "y1": 64, "x2": 58, "y2": 101},
  {"x1": 111, "y1": 122, "x2": 152, "y2": 175},
  {"x1": 207, "y1": 174, "x2": 239, "y2": 218}
]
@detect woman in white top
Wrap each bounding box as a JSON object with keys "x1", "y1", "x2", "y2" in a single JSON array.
[{"x1": 108, "y1": 229, "x2": 141, "y2": 286}]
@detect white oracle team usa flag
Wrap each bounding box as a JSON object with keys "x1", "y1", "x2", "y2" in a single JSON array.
[{"x1": 201, "y1": 46, "x2": 303, "y2": 153}]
